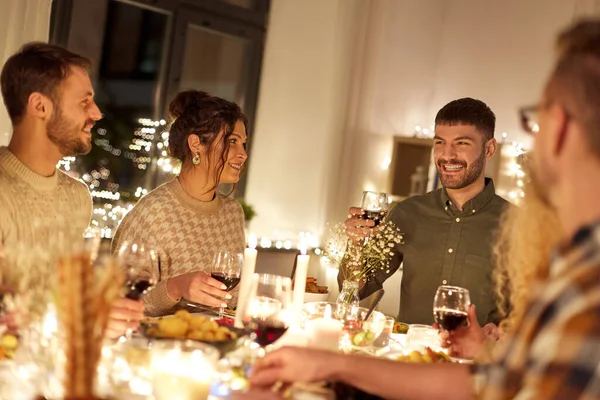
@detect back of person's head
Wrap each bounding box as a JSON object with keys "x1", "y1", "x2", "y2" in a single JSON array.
[
  {"x1": 435, "y1": 98, "x2": 496, "y2": 143},
  {"x1": 167, "y1": 90, "x2": 247, "y2": 186},
  {"x1": 0, "y1": 42, "x2": 91, "y2": 126},
  {"x1": 547, "y1": 19, "x2": 600, "y2": 157}
]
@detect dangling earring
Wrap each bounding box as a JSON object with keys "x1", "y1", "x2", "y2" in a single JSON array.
[{"x1": 192, "y1": 152, "x2": 200, "y2": 165}]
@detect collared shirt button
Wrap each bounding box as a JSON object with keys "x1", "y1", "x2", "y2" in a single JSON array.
[
  {"x1": 449, "y1": 201, "x2": 453, "y2": 205},
  {"x1": 472, "y1": 209, "x2": 476, "y2": 213},
  {"x1": 445, "y1": 206, "x2": 448, "y2": 211},
  {"x1": 448, "y1": 248, "x2": 453, "y2": 253},
  {"x1": 442, "y1": 280, "x2": 448, "y2": 284},
  {"x1": 455, "y1": 217, "x2": 461, "y2": 222}
]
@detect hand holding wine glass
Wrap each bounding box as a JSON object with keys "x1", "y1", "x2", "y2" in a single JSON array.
[
  {"x1": 114, "y1": 242, "x2": 159, "y2": 337},
  {"x1": 211, "y1": 251, "x2": 242, "y2": 317},
  {"x1": 360, "y1": 191, "x2": 390, "y2": 227},
  {"x1": 433, "y1": 285, "x2": 471, "y2": 331},
  {"x1": 242, "y1": 274, "x2": 293, "y2": 351}
]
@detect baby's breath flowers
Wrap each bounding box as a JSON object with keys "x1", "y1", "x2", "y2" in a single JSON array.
[{"x1": 323, "y1": 220, "x2": 403, "y2": 282}]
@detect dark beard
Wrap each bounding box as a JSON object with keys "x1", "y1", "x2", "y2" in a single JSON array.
[
  {"x1": 46, "y1": 107, "x2": 91, "y2": 156},
  {"x1": 438, "y1": 149, "x2": 486, "y2": 189}
]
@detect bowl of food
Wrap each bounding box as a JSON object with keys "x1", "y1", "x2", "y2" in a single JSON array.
[{"x1": 142, "y1": 310, "x2": 248, "y2": 357}]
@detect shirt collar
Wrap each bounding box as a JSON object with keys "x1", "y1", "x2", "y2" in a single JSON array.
[{"x1": 440, "y1": 178, "x2": 496, "y2": 214}]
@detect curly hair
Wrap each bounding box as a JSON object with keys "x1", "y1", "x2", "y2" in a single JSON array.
[{"x1": 493, "y1": 177, "x2": 563, "y2": 332}]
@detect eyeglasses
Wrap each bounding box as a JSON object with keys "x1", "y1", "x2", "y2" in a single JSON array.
[
  {"x1": 519, "y1": 105, "x2": 542, "y2": 135},
  {"x1": 519, "y1": 102, "x2": 574, "y2": 135}
]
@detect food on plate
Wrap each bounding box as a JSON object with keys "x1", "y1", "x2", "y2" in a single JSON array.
[
  {"x1": 345, "y1": 319, "x2": 378, "y2": 347},
  {"x1": 393, "y1": 321, "x2": 409, "y2": 334},
  {"x1": 145, "y1": 310, "x2": 238, "y2": 342},
  {"x1": 0, "y1": 334, "x2": 18, "y2": 360},
  {"x1": 293, "y1": 277, "x2": 328, "y2": 294},
  {"x1": 395, "y1": 347, "x2": 450, "y2": 363}
]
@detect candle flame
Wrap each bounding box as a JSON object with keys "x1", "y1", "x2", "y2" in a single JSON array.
[
  {"x1": 299, "y1": 241, "x2": 307, "y2": 255},
  {"x1": 248, "y1": 233, "x2": 257, "y2": 249},
  {"x1": 324, "y1": 304, "x2": 332, "y2": 319}
]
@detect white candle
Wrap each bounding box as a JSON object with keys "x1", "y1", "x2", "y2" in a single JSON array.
[
  {"x1": 235, "y1": 234, "x2": 258, "y2": 328},
  {"x1": 306, "y1": 304, "x2": 342, "y2": 351},
  {"x1": 292, "y1": 242, "x2": 310, "y2": 323}
]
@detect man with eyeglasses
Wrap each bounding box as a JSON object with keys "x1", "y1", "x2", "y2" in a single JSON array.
[{"x1": 245, "y1": 19, "x2": 600, "y2": 400}]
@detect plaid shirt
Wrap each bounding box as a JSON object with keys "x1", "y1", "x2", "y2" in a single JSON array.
[{"x1": 479, "y1": 221, "x2": 600, "y2": 400}]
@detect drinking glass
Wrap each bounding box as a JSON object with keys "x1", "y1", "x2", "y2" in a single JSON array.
[
  {"x1": 241, "y1": 274, "x2": 293, "y2": 353},
  {"x1": 360, "y1": 191, "x2": 390, "y2": 227},
  {"x1": 210, "y1": 251, "x2": 242, "y2": 317},
  {"x1": 433, "y1": 285, "x2": 471, "y2": 331},
  {"x1": 115, "y1": 242, "x2": 161, "y2": 337}
]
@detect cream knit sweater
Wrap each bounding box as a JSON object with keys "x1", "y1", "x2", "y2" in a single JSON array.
[
  {"x1": 0, "y1": 147, "x2": 92, "y2": 248},
  {"x1": 112, "y1": 178, "x2": 246, "y2": 317}
]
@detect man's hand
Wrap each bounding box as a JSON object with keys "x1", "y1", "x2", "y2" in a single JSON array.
[
  {"x1": 105, "y1": 297, "x2": 144, "y2": 339},
  {"x1": 344, "y1": 207, "x2": 374, "y2": 242},
  {"x1": 250, "y1": 347, "x2": 340, "y2": 388}
]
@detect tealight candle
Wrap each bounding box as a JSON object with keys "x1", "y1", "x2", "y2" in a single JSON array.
[
  {"x1": 305, "y1": 304, "x2": 343, "y2": 351},
  {"x1": 151, "y1": 341, "x2": 219, "y2": 400}
]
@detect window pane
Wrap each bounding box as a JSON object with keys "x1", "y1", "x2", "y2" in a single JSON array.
[
  {"x1": 220, "y1": 0, "x2": 256, "y2": 9},
  {"x1": 179, "y1": 24, "x2": 250, "y2": 107},
  {"x1": 72, "y1": 0, "x2": 169, "y2": 199}
]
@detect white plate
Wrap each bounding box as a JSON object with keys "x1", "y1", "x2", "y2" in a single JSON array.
[
  {"x1": 303, "y1": 292, "x2": 330, "y2": 303},
  {"x1": 389, "y1": 333, "x2": 406, "y2": 347}
]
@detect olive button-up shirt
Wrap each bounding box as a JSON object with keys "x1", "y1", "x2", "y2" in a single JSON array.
[{"x1": 359, "y1": 178, "x2": 510, "y2": 325}]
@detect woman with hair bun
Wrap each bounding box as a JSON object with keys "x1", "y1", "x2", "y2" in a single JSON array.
[{"x1": 112, "y1": 90, "x2": 248, "y2": 317}]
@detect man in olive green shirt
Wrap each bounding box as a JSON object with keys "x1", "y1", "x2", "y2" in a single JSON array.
[{"x1": 343, "y1": 98, "x2": 510, "y2": 325}]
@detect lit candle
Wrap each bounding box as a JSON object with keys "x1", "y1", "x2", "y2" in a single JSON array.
[
  {"x1": 292, "y1": 242, "x2": 310, "y2": 323},
  {"x1": 305, "y1": 304, "x2": 342, "y2": 351},
  {"x1": 235, "y1": 234, "x2": 258, "y2": 328}
]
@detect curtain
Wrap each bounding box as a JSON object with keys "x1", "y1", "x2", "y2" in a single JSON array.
[{"x1": 0, "y1": 0, "x2": 52, "y2": 146}]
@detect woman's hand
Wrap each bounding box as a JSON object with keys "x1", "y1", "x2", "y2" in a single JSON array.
[
  {"x1": 436, "y1": 304, "x2": 489, "y2": 360},
  {"x1": 166, "y1": 271, "x2": 230, "y2": 307}
]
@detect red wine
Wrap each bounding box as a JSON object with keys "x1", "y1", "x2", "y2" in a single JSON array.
[
  {"x1": 434, "y1": 308, "x2": 468, "y2": 331},
  {"x1": 247, "y1": 319, "x2": 288, "y2": 347},
  {"x1": 361, "y1": 210, "x2": 388, "y2": 226},
  {"x1": 211, "y1": 273, "x2": 241, "y2": 291},
  {"x1": 125, "y1": 279, "x2": 155, "y2": 300}
]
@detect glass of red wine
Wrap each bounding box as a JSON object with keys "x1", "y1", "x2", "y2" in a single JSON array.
[
  {"x1": 211, "y1": 251, "x2": 243, "y2": 317},
  {"x1": 433, "y1": 285, "x2": 471, "y2": 331},
  {"x1": 241, "y1": 273, "x2": 293, "y2": 354},
  {"x1": 360, "y1": 191, "x2": 390, "y2": 227},
  {"x1": 115, "y1": 242, "x2": 160, "y2": 336}
]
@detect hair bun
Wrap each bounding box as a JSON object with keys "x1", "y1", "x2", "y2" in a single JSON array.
[{"x1": 168, "y1": 90, "x2": 211, "y2": 119}]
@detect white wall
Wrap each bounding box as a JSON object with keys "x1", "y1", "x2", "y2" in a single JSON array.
[
  {"x1": 0, "y1": 0, "x2": 52, "y2": 146},
  {"x1": 245, "y1": 0, "x2": 374, "y2": 241}
]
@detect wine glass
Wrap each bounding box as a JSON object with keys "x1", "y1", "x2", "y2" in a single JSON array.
[
  {"x1": 360, "y1": 191, "x2": 390, "y2": 227},
  {"x1": 433, "y1": 285, "x2": 471, "y2": 331},
  {"x1": 115, "y1": 242, "x2": 161, "y2": 337},
  {"x1": 241, "y1": 273, "x2": 293, "y2": 354},
  {"x1": 211, "y1": 251, "x2": 242, "y2": 317}
]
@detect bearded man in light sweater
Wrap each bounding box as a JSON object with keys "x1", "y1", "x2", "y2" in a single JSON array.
[{"x1": 0, "y1": 42, "x2": 142, "y2": 338}]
